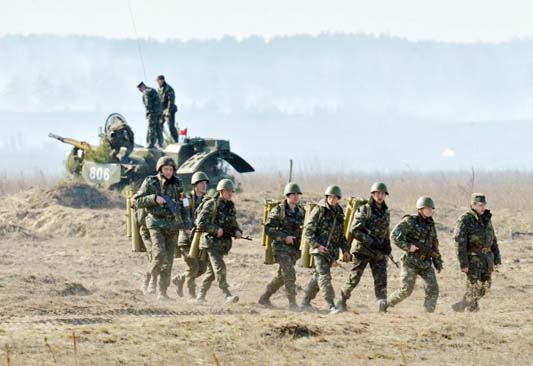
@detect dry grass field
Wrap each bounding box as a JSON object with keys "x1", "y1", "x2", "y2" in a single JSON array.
[{"x1": 0, "y1": 171, "x2": 532, "y2": 365}]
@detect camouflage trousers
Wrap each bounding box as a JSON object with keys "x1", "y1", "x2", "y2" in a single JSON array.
[
  {"x1": 199, "y1": 249, "x2": 230, "y2": 295},
  {"x1": 163, "y1": 112, "x2": 178, "y2": 142},
  {"x1": 262, "y1": 252, "x2": 299, "y2": 303},
  {"x1": 177, "y1": 245, "x2": 208, "y2": 293},
  {"x1": 462, "y1": 255, "x2": 492, "y2": 311},
  {"x1": 140, "y1": 226, "x2": 153, "y2": 278},
  {"x1": 303, "y1": 254, "x2": 336, "y2": 307},
  {"x1": 147, "y1": 226, "x2": 178, "y2": 293},
  {"x1": 341, "y1": 253, "x2": 387, "y2": 301},
  {"x1": 387, "y1": 259, "x2": 439, "y2": 312},
  {"x1": 146, "y1": 113, "x2": 163, "y2": 148}
]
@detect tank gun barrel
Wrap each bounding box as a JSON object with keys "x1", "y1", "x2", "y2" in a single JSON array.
[{"x1": 48, "y1": 133, "x2": 94, "y2": 151}]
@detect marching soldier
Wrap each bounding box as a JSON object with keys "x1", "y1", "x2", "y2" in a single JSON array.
[
  {"x1": 337, "y1": 182, "x2": 391, "y2": 313},
  {"x1": 156, "y1": 75, "x2": 179, "y2": 142},
  {"x1": 384, "y1": 196, "x2": 443, "y2": 312},
  {"x1": 301, "y1": 185, "x2": 351, "y2": 314},
  {"x1": 258, "y1": 183, "x2": 305, "y2": 311},
  {"x1": 133, "y1": 157, "x2": 191, "y2": 300},
  {"x1": 172, "y1": 171, "x2": 210, "y2": 299},
  {"x1": 137, "y1": 82, "x2": 163, "y2": 148},
  {"x1": 195, "y1": 179, "x2": 242, "y2": 304},
  {"x1": 452, "y1": 193, "x2": 501, "y2": 312}
]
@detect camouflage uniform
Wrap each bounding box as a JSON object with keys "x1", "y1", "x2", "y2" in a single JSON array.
[
  {"x1": 260, "y1": 200, "x2": 305, "y2": 306},
  {"x1": 133, "y1": 173, "x2": 191, "y2": 297},
  {"x1": 107, "y1": 122, "x2": 134, "y2": 162},
  {"x1": 158, "y1": 82, "x2": 178, "y2": 142},
  {"x1": 386, "y1": 214, "x2": 443, "y2": 312},
  {"x1": 454, "y1": 209, "x2": 501, "y2": 312},
  {"x1": 195, "y1": 193, "x2": 241, "y2": 300},
  {"x1": 142, "y1": 87, "x2": 163, "y2": 148},
  {"x1": 173, "y1": 190, "x2": 207, "y2": 297},
  {"x1": 340, "y1": 198, "x2": 391, "y2": 304},
  {"x1": 302, "y1": 199, "x2": 349, "y2": 309}
]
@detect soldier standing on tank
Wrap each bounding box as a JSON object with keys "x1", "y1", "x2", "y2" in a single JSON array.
[
  {"x1": 137, "y1": 82, "x2": 163, "y2": 148},
  {"x1": 133, "y1": 156, "x2": 191, "y2": 300},
  {"x1": 301, "y1": 185, "x2": 351, "y2": 314},
  {"x1": 156, "y1": 75, "x2": 179, "y2": 143},
  {"x1": 384, "y1": 196, "x2": 443, "y2": 312},
  {"x1": 106, "y1": 121, "x2": 134, "y2": 163},
  {"x1": 172, "y1": 171, "x2": 210, "y2": 299},
  {"x1": 337, "y1": 182, "x2": 391, "y2": 313},
  {"x1": 195, "y1": 179, "x2": 242, "y2": 304},
  {"x1": 452, "y1": 193, "x2": 501, "y2": 312},
  {"x1": 258, "y1": 183, "x2": 305, "y2": 311}
]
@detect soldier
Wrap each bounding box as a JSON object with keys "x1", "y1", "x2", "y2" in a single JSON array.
[
  {"x1": 137, "y1": 81, "x2": 163, "y2": 148},
  {"x1": 337, "y1": 182, "x2": 391, "y2": 313},
  {"x1": 384, "y1": 196, "x2": 443, "y2": 312},
  {"x1": 452, "y1": 193, "x2": 501, "y2": 312},
  {"x1": 133, "y1": 156, "x2": 191, "y2": 300},
  {"x1": 195, "y1": 179, "x2": 242, "y2": 304},
  {"x1": 106, "y1": 121, "x2": 134, "y2": 163},
  {"x1": 156, "y1": 75, "x2": 179, "y2": 143},
  {"x1": 172, "y1": 171, "x2": 210, "y2": 299},
  {"x1": 301, "y1": 185, "x2": 351, "y2": 314},
  {"x1": 258, "y1": 183, "x2": 305, "y2": 311}
]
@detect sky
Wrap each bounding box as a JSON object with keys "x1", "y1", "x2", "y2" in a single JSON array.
[{"x1": 2, "y1": 0, "x2": 533, "y2": 43}]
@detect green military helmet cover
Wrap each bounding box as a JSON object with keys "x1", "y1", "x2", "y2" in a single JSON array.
[
  {"x1": 416, "y1": 196, "x2": 435, "y2": 209},
  {"x1": 156, "y1": 156, "x2": 177, "y2": 172},
  {"x1": 471, "y1": 193, "x2": 487, "y2": 204},
  {"x1": 284, "y1": 182, "x2": 302, "y2": 196},
  {"x1": 216, "y1": 178, "x2": 235, "y2": 192},
  {"x1": 370, "y1": 182, "x2": 389, "y2": 195},
  {"x1": 324, "y1": 185, "x2": 342, "y2": 198},
  {"x1": 191, "y1": 171, "x2": 210, "y2": 185}
]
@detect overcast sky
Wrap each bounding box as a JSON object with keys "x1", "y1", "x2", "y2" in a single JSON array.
[{"x1": 3, "y1": 0, "x2": 533, "y2": 43}]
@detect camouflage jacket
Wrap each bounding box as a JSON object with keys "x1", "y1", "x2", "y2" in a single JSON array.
[
  {"x1": 178, "y1": 190, "x2": 206, "y2": 247},
  {"x1": 265, "y1": 200, "x2": 304, "y2": 256},
  {"x1": 158, "y1": 82, "x2": 176, "y2": 115},
  {"x1": 454, "y1": 209, "x2": 501, "y2": 269},
  {"x1": 303, "y1": 198, "x2": 349, "y2": 262},
  {"x1": 195, "y1": 194, "x2": 241, "y2": 253},
  {"x1": 107, "y1": 123, "x2": 134, "y2": 149},
  {"x1": 142, "y1": 87, "x2": 163, "y2": 115},
  {"x1": 351, "y1": 198, "x2": 391, "y2": 256},
  {"x1": 391, "y1": 214, "x2": 443, "y2": 269},
  {"x1": 133, "y1": 174, "x2": 191, "y2": 232}
]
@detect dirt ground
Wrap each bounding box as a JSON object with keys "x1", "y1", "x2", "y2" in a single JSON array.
[{"x1": 1, "y1": 181, "x2": 532, "y2": 365}]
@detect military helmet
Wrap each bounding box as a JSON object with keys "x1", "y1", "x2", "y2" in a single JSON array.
[
  {"x1": 284, "y1": 182, "x2": 302, "y2": 196},
  {"x1": 137, "y1": 81, "x2": 146, "y2": 89},
  {"x1": 156, "y1": 156, "x2": 177, "y2": 172},
  {"x1": 216, "y1": 178, "x2": 235, "y2": 192},
  {"x1": 416, "y1": 196, "x2": 435, "y2": 209},
  {"x1": 191, "y1": 171, "x2": 210, "y2": 185},
  {"x1": 324, "y1": 185, "x2": 342, "y2": 198},
  {"x1": 370, "y1": 182, "x2": 389, "y2": 195},
  {"x1": 471, "y1": 193, "x2": 487, "y2": 204}
]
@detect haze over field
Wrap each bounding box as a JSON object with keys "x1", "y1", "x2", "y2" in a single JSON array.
[{"x1": 1, "y1": 33, "x2": 533, "y2": 174}]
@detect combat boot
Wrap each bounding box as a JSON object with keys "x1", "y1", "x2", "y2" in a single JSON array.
[
  {"x1": 188, "y1": 286, "x2": 197, "y2": 299},
  {"x1": 196, "y1": 289, "x2": 207, "y2": 304},
  {"x1": 141, "y1": 273, "x2": 151, "y2": 295},
  {"x1": 157, "y1": 289, "x2": 172, "y2": 302},
  {"x1": 336, "y1": 291, "x2": 349, "y2": 312},
  {"x1": 377, "y1": 299, "x2": 388, "y2": 313},
  {"x1": 147, "y1": 275, "x2": 158, "y2": 295},
  {"x1": 288, "y1": 296, "x2": 300, "y2": 312},
  {"x1": 258, "y1": 292, "x2": 274, "y2": 308},
  {"x1": 452, "y1": 300, "x2": 466, "y2": 312},
  {"x1": 172, "y1": 275, "x2": 185, "y2": 298},
  {"x1": 329, "y1": 302, "x2": 340, "y2": 315},
  {"x1": 300, "y1": 298, "x2": 314, "y2": 312},
  {"x1": 223, "y1": 289, "x2": 239, "y2": 304}
]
